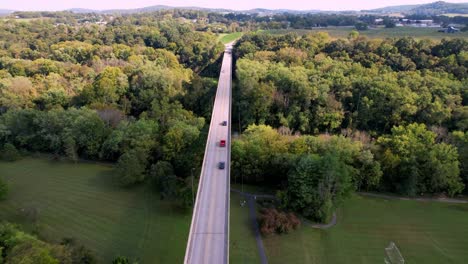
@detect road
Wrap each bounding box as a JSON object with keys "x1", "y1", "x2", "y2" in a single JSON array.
[{"x1": 184, "y1": 44, "x2": 233, "y2": 264}]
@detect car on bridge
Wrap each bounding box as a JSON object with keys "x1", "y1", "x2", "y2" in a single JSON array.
[
  {"x1": 221, "y1": 121, "x2": 227, "y2": 126},
  {"x1": 218, "y1": 162, "x2": 225, "y2": 170},
  {"x1": 219, "y1": 140, "x2": 226, "y2": 147}
]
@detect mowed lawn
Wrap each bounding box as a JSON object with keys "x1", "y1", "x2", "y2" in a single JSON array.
[
  {"x1": 0, "y1": 157, "x2": 191, "y2": 263},
  {"x1": 218, "y1": 32, "x2": 244, "y2": 44},
  {"x1": 229, "y1": 191, "x2": 261, "y2": 263},
  {"x1": 263, "y1": 194, "x2": 468, "y2": 264}
]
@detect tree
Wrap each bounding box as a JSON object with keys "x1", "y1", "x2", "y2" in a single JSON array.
[
  {"x1": 383, "y1": 18, "x2": 396, "y2": 28},
  {"x1": 70, "y1": 109, "x2": 110, "y2": 159},
  {"x1": 0, "y1": 143, "x2": 21, "y2": 162},
  {"x1": 86, "y1": 67, "x2": 129, "y2": 104},
  {"x1": 231, "y1": 125, "x2": 288, "y2": 183},
  {"x1": 258, "y1": 208, "x2": 300, "y2": 236},
  {"x1": 116, "y1": 150, "x2": 148, "y2": 186},
  {"x1": 283, "y1": 153, "x2": 353, "y2": 223},
  {"x1": 348, "y1": 30, "x2": 360, "y2": 40},
  {"x1": 0, "y1": 76, "x2": 37, "y2": 109},
  {"x1": 162, "y1": 120, "x2": 203, "y2": 161},
  {"x1": 149, "y1": 161, "x2": 194, "y2": 208},
  {"x1": 355, "y1": 22, "x2": 368, "y2": 31},
  {"x1": 450, "y1": 131, "x2": 468, "y2": 185},
  {"x1": 150, "y1": 161, "x2": 178, "y2": 199},
  {"x1": 378, "y1": 123, "x2": 463, "y2": 196},
  {"x1": 63, "y1": 135, "x2": 78, "y2": 163},
  {"x1": 355, "y1": 149, "x2": 382, "y2": 191}
]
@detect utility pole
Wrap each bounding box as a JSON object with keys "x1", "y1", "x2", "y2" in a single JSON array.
[
  {"x1": 238, "y1": 103, "x2": 241, "y2": 135},
  {"x1": 191, "y1": 168, "x2": 195, "y2": 206}
]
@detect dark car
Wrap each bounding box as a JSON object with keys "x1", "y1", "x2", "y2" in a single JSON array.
[
  {"x1": 221, "y1": 121, "x2": 227, "y2": 126},
  {"x1": 218, "y1": 162, "x2": 225, "y2": 170}
]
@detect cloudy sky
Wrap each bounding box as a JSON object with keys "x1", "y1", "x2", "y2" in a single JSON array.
[{"x1": 1, "y1": 0, "x2": 467, "y2": 11}]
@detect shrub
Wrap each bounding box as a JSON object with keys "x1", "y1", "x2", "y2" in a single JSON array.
[
  {"x1": 60, "y1": 237, "x2": 97, "y2": 264},
  {"x1": 0, "y1": 178, "x2": 7, "y2": 200},
  {"x1": 258, "y1": 208, "x2": 300, "y2": 236},
  {"x1": 0, "y1": 143, "x2": 21, "y2": 162},
  {"x1": 112, "y1": 256, "x2": 139, "y2": 264}
]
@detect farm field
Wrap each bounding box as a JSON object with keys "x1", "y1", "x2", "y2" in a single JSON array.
[
  {"x1": 266, "y1": 26, "x2": 468, "y2": 40},
  {"x1": 262, "y1": 194, "x2": 468, "y2": 264},
  {"x1": 0, "y1": 157, "x2": 191, "y2": 263},
  {"x1": 1, "y1": 17, "x2": 51, "y2": 22},
  {"x1": 443, "y1": 13, "x2": 468, "y2": 17}
]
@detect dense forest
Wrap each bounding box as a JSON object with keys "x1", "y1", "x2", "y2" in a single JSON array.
[
  {"x1": 0, "y1": 14, "x2": 227, "y2": 261},
  {"x1": 0, "y1": 14, "x2": 225, "y2": 210},
  {"x1": 0, "y1": 9, "x2": 467, "y2": 243},
  {"x1": 232, "y1": 32, "x2": 467, "y2": 222}
]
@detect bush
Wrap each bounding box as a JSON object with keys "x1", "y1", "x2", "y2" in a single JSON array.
[
  {"x1": 258, "y1": 208, "x2": 300, "y2": 236},
  {"x1": 112, "y1": 256, "x2": 130, "y2": 264},
  {"x1": 0, "y1": 178, "x2": 8, "y2": 200},
  {"x1": 60, "y1": 237, "x2": 97, "y2": 264},
  {"x1": 112, "y1": 256, "x2": 138, "y2": 264},
  {"x1": 0, "y1": 222, "x2": 69, "y2": 264},
  {"x1": 0, "y1": 143, "x2": 21, "y2": 162}
]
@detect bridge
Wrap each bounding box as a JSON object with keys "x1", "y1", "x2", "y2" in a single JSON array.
[{"x1": 184, "y1": 43, "x2": 233, "y2": 264}]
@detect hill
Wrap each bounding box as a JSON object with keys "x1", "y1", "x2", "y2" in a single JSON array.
[
  {"x1": 365, "y1": 1, "x2": 468, "y2": 15},
  {"x1": 409, "y1": 1, "x2": 468, "y2": 15},
  {"x1": 0, "y1": 9, "x2": 14, "y2": 15},
  {"x1": 69, "y1": 5, "x2": 233, "y2": 14},
  {"x1": 48, "y1": 1, "x2": 468, "y2": 16}
]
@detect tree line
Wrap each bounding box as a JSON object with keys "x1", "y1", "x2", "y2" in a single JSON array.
[{"x1": 232, "y1": 32, "x2": 467, "y2": 223}]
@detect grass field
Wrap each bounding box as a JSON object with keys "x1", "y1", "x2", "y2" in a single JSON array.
[
  {"x1": 263, "y1": 194, "x2": 468, "y2": 264},
  {"x1": 0, "y1": 157, "x2": 191, "y2": 263},
  {"x1": 229, "y1": 191, "x2": 261, "y2": 263},
  {"x1": 218, "y1": 32, "x2": 244, "y2": 44},
  {"x1": 3, "y1": 159, "x2": 468, "y2": 263},
  {"x1": 266, "y1": 26, "x2": 468, "y2": 40},
  {"x1": 443, "y1": 13, "x2": 468, "y2": 17},
  {"x1": 1, "y1": 17, "x2": 51, "y2": 23}
]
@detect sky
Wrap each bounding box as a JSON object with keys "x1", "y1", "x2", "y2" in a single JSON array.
[{"x1": 1, "y1": 0, "x2": 467, "y2": 11}]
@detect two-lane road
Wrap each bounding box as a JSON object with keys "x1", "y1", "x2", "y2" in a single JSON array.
[{"x1": 184, "y1": 44, "x2": 233, "y2": 264}]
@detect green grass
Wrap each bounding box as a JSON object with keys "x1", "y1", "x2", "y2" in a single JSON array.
[
  {"x1": 265, "y1": 26, "x2": 468, "y2": 40},
  {"x1": 0, "y1": 157, "x2": 191, "y2": 263},
  {"x1": 218, "y1": 32, "x2": 243, "y2": 44},
  {"x1": 229, "y1": 192, "x2": 261, "y2": 263},
  {"x1": 4, "y1": 159, "x2": 467, "y2": 263},
  {"x1": 263, "y1": 194, "x2": 468, "y2": 264},
  {"x1": 1, "y1": 17, "x2": 51, "y2": 23}
]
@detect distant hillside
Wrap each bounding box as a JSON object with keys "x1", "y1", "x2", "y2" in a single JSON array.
[
  {"x1": 363, "y1": 4, "x2": 420, "y2": 14},
  {"x1": 67, "y1": 8, "x2": 97, "y2": 13},
  {"x1": 0, "y1": 9, "x2": 14, "y2": 15},
  {"x1": 410, "y1": 1, "x2": 468, "y2": 15},
  {"x1": 68, "y1": 5, "x2": 233, "y2": 14},
  {"x1": 52, "y1": 1, "x2": 468, "y2": 16},
  {"x1": 365, "y1": 1, "x2": 468, "y2": 15},
  {"x1": 68, "y1": 6, "x2": 334, "y2": 15}
]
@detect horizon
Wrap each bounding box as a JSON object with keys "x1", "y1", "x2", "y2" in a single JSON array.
[{"x1": 1, "y1": 0, "x2": 467, "y2": 12}]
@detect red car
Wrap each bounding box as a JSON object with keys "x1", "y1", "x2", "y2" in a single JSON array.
[{"x1": 220, "y1": 140, "x2": 226, "y2": 147}]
